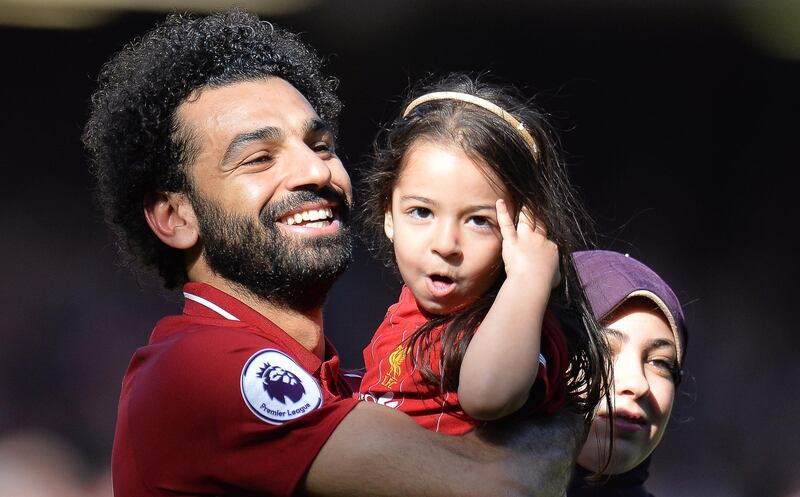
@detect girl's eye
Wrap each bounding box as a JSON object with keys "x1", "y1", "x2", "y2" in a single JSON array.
[
  {"x1": 467, "y1": 216, "x2": 493, "y2": 228},
  {"x1": 409, "y1": 207, "x2": 432, "y2": 220}
]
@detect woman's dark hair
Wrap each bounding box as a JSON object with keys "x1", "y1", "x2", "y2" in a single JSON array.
[
  {"x1": 360, "y1": 73, "x2": 611, "y2": 420},
  {"x1": 82, "y1": 9, "x2": 341, "y2": 289}
]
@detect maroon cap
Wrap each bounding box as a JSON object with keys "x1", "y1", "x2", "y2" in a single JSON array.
[{"x1": 572, "y1": 250, "x2": 688, "y2": 363}]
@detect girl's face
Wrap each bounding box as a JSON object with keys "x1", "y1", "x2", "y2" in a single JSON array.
[
  {"x1": 384, "y1": 140, "x2": 513, "y2": 315},
  {"x1": 577, "y1": 300, "x2": 678, "y2": 474}
]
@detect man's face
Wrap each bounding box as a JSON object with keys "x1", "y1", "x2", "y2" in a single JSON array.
[{"x1": 175, "y1": 77, "x2": 353, "y2": 310}]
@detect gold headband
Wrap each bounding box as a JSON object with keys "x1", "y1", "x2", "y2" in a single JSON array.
[{"x1": 402, "y1": 91, "x2": 540, "y2": 160}]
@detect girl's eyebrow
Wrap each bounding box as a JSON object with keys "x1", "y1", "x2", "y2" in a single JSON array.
[
  {"x1": 464, "y1": 204, "x2": 496, "y2": 213},
  {"x1": 398, "y1": 195, "x2": 495, "y2": 213},
  {"x1": 400, "y1": 195, "x2": 435, "y2": 205}
]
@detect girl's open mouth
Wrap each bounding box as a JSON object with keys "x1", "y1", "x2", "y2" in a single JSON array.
[{"x1": 426, "y1": 274, "x2": 456, "y2": 298}]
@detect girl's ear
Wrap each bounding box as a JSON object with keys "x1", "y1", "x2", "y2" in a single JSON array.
[
  {"x1": 383, "y1": 210, "x2": 394, "y2": 242},
  {"x1": 143, "y1": 192, "x2": 200, "y2": 250}
]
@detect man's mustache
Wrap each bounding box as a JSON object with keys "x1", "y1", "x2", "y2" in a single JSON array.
[{"x1": 260, "y1": 186, "x2": 351, "y2": 224}]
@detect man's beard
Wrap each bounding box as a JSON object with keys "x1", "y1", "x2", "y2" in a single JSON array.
[{"x1": 189, "y1": 188, "x2": 353, "y2": 312}]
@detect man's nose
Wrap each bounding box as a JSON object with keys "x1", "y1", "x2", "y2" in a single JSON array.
[
  {"x1": 431, "y1": 221, "x2": 461, "y2": 259},
  {"x1": 285, "y1": 143, "x2": 332, "y2": 191},
  {"x1": 613, "y1": 353, "x2": 650, "y2": 399}
]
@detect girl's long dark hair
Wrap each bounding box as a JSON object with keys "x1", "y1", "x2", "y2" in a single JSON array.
[{"x1": 359, "y1": 73, "x2": 611, "y2": 421}]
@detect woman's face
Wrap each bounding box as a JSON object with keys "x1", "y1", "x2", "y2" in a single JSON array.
[{"x1": 578, "y1": 299, "x2": 679, "y2": 474}]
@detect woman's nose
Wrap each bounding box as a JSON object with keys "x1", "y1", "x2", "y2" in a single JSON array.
[{"x1": 613, "y1": 353, "x2": 650, "y2": 399}]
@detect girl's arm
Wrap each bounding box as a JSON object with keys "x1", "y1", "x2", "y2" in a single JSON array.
[{"x1": 458, "y1": 199, "x2": 560, "y2": 421}]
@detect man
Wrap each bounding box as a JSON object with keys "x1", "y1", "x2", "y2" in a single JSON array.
[{"x1": 83, "y1": 9, "x2": 583, "y2": 496}]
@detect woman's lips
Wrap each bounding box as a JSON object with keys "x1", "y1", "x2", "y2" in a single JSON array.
[{"x1": 600, "y1": 411, "x2": 647, "y2": 433}]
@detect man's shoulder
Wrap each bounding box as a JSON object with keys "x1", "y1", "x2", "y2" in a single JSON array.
[
  {"x1": 127, "y1": 316, "x2": 295, "y2": 398},
  {"x1": 150, "y1": 312, "x2": 290, "y2": 352}
]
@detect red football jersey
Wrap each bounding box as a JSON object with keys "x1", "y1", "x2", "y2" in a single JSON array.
[
  {"x1": 359, "y1": 286, "x2": 567, "y2": 435},
  {"x1": 112, "y1": 282, "x2": 359, "y2": 496}
]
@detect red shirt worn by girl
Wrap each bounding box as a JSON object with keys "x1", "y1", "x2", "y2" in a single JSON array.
[{"x1": 359, "y1": 286, "x2": 568, "y2": 435}]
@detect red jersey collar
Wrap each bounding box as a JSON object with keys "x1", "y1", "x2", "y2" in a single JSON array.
[{"x1": 180, "y1": 282, "x2": 342, "y2": 371}]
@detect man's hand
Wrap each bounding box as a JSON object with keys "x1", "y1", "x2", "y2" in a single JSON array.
[
  {"x1": 470, "y1": 409, "x2": 585, "y2": 496},
  {"x1": 302, "y1": 402, "x2": 584, "y2": 497}
]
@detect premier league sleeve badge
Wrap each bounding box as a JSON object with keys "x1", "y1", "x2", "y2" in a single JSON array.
[{"x1": 241, "y1": 349, "x2": 323, "y2": 425}]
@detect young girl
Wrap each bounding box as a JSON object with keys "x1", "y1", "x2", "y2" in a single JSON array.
[
  {"x1": 357, "y1": 73, "x2": 610, "y2": 434},
  {"x1": 569, "y1": 250, "x2": 688, "y2": 497}
]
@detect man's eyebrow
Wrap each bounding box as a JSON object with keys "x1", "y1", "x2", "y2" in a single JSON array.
[
  {"x1": 221, "y1": 119, "x2": 331, "y2": 165},
  {"x1": 222, "y1": 126, "x2": 282, "y2": 164},
  {"x1": 303, "y1": 118, "x2": 331, "y2": 136}
]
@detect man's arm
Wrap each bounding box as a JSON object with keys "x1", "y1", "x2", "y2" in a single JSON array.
[{"x1": 301, "y1": 402, "x2": 584, "y2": 497}]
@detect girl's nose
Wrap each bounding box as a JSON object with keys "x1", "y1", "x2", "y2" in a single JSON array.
[{"x1": 431, "y1": 221, "x2": 461, "y2": 259}]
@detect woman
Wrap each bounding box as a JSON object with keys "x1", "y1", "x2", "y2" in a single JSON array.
[{"x1": 569, "y1": 250, "x2": 688, "y2": 497}]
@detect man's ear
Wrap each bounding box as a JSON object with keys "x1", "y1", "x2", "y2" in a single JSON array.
[
  {"x1": 383, "y1": 209, "x2": 394, "y2": 242},
  {"x1": 143, "y1": 192, "x2": 199, "y2": 250}
]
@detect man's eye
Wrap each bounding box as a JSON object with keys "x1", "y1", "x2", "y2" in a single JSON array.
[
  {"x1": 409, "y1": 207, "x2": 432, "y2": 219},
  {"x1": 312, "y1": 141, "x2": 334, "y2": 155},
  {"x1": 242, "y1": 154, "x2": 273, "y2": 166}
]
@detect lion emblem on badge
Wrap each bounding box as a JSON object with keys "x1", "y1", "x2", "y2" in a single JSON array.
[{"x1": 257, "y1": 363, "x2": 305, "y2": 404}]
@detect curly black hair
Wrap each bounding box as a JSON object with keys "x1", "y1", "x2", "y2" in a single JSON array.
[
  {"x1": 82, "y1": 9, "x2": 342, "y2": 289},
  {"x1": 359, "y1": 73, "x2": 611, "y2": 422}
]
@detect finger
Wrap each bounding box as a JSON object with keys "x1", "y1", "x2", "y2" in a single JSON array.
[
  {"x1": 495, "y1": 199, "x2": 517, "y2": 241},
  {"x1": 518, "y1": 207, "x2": 534, "y2": 229}
]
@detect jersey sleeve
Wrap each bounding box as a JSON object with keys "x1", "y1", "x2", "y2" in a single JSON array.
[
  {"x1": 117, "y1": 327, "x2": 358, "y2": 496},
  {"x1": 525, "y1": 310, "x2": 568, "y2": 416}
]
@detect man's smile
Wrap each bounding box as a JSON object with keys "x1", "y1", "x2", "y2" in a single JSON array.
[
  {"x1": 273, "y1": 199, "x2": 345, "y2": 237},
  {"x1": 279, "y1": 207, "x2": 334, "y2": 227}
]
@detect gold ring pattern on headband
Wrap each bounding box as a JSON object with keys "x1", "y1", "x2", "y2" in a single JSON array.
[{"x1": 402, "y1": 91, "x2": 540, "y2": 160}]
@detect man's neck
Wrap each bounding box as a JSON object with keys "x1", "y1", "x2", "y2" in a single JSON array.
[{"x1": 195, "y1": 272, "x2": 325, "y2": 359}]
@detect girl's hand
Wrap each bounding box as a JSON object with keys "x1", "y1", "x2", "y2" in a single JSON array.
[{"x1": 496, "y1": 199, "x2": 560, "y2": 290}]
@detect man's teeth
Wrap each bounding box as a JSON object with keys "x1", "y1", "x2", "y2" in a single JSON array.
[{"x1": 284, "y1": 208, "x2": 334, "y2": 226}]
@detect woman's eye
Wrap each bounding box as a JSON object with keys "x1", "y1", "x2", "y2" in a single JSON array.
[
  {"x1": 647, "y1": 358, "x2": 678, "y2": 377},
  {"x1": 409, "y1": 207, "x2": 432, "y2": 219}
]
